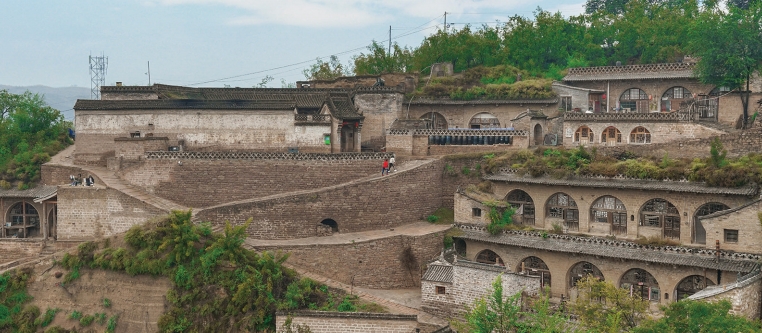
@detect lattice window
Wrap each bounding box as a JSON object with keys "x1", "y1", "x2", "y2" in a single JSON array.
[
  {"x1": 601, "y1": 127, "x2": 622, "y2": 143},
  {"x1": 569, "y1": 261, "x2": 604, "y2": 287},
  {"x1": 469, "y1": 113, "x2": 500, "y2": 129},
  {"x1": 620, "y1": 268, "x2": 660, "y2": 301},
  {"x1": 629, "y1": 126, "x2": 651, "y2": 144},
  {"x1": 560, "y1": 96, "x2": 572, "y2": 112},
  {"x1": 476, "y1": 250, "x2": 505, "y2": 266},
  {"x1": 574, "y1": 126, "x2": 593, "y2": 142},
  {"x1": 436, "y1": 286, "x2": 446, "y2": 294},
  {"x1": 676, "y1": 275, "x2": 714, "y2": 300}
]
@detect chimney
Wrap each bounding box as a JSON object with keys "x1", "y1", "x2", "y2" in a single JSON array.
[
  {"x1": 116, "y1": 82, "x2": 123, "y2": 86},
  {"x1": 615, "y1": 61, "x2": 622, "y2": 67}
]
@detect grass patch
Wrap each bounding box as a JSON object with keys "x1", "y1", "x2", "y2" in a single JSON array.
[
  {"x1": 428, "y1": 208, "x2": 454, "y2": 225},
  {"x1": 634, "y1": 236, "x2": 680, "y2": 247}
]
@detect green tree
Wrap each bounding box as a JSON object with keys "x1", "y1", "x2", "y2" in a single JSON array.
[
  {"x1": 302, "y1": 55, "x2": 351, "y2": 80},
  {"x1": 689, "y1": 1, "x2": 762, "y2": 127},
  {"x1": 633, "y1": 299, "x2": 762, "y2": 333},
  {"x1": 453, "y1": 275, "x2": 523, "y2": 333},
  {"x1": 353, "y1": 41, "x2": 413, "y2": 75},
  {"x1": 570, "y1": 276, "x2": 649, "y2": 332}
]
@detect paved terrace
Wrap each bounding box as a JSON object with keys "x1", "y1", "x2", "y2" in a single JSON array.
[{"x1": 457, "y1": 224, "x2": 760, "y2": 273}]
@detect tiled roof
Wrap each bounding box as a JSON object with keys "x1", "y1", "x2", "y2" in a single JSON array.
[
  {"x1": 326, "y1": 95, "x2": 363, "y2": 120},
  {"x1": 551, "y1": 81, "x2": 605, "y2": 93},
  {"x1": 563, "y1": 63, "x2": 696, "y2": 82},
  {"x1": 456, "y1": 226, "x2": 759, "y2": 273},
  {"x1": 484, "y1": 173, "x2": 758, "y2": 196},
  {"x1": 74, "y1": 99, "x2": 296, "y2": 111},
  {"x1": 700, "y1": 199, "x2": 762, "y2": 220},
  {"x1": 422, "y1": 260, "x2": 453, "y2": 283},
  {"x1": 0, "y1": 186, "x2": 57, "y2": 200},
  {"x1": 408, "y1": 98, "x2": 559, "y2": 105},
  {"x1": 453, "y1": 259, "x2": 508, "y2": 273}
]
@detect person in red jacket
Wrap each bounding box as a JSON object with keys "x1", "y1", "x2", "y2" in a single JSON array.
[{"x1": 382, "y1": 159, "x2": 389, "y2": 176}]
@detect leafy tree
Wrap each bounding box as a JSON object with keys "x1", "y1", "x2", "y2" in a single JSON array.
[
  {"x1": 0, "y1": 90, "x2": 71, "y2": 188},
  {"x1": 452, "y1": 275, "x2": 523, "y2": 333},
  {"x1": 633, "y1": 299, "x2": 762, "y2": 333},
  {"x1": 353, "y1": 41, "x2": 413, "y2": 75},
  {"x1": 302, "y1": 55, "x2": 351, "y2": 80},
  {"x1": 689, "y1": 1, "x2": 762, "y2": 127},
  {"x1": 570, "y1": 276, "x2": 649, "y2": 331}
]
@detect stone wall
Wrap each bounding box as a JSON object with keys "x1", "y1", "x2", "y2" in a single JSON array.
[
  {"x1": 56, "y1": 187, "x2": 165, "y2": 240},
  {"x1": 0, "y1": 239, "x2": 43, "y2": 265},
  {"x1": 422, "y1": 262, "x2": 540, "y2": 319},
  {"x1": 562, "y1": 120, "x2": 724, "y2": 147},
  {"x1": 117, "y1": 157, "x2": 385, "y2": 208},
  {"x1": 354, "y1": 92, "x2": 404, "y2": 151},
  {"x1": 439, "y1": 158, "x2": 490, "y2": 209},
  {"x1": 407, "y1": 103, "x2": 556, "y2": 131},
  {"x1": 255, "y1": 230, "x2": 446, "y2": 289},
  {"x1": 600, "y1": 125, "x2": 762, "y2": 159},
  {"x1": 689, "y1": 271, "x2": 762, "y2": 319},
  {"x1": 700, "y1": 200, "x2": 762, "y2": 254},
  {"x1": 195, "y1": 159, "x2": 445, "y2": 239},
  {"x1": 114, "y1": 137, "x2": 169, "y2": 160},
  {"x1": 275, "y1": 312, "x2": 420, "y2": 333},
  {"x1": 489, "y1": 180, "x2": 753, "y2": 245}
]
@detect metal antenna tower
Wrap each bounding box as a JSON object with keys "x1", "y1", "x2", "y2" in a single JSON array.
[{"x1": 89, "y1": 53, "x2": 108, "y2": 99}]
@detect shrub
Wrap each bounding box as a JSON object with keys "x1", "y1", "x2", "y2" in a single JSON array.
[
  {"x1": 426, "y1": 215, "x2": 439, "y2": 223},
  {"x1": 68, "y1": 311, "x2": 82, "y2": 320},
  {"x1": 80, "y1": 314, "x2": 95, "y2": 326},
  {"x1": 102, "y1": 298, "x2": 111, "y2": 308},
  {"x1": 337, "y1": 297, "x2": 357, "y2": 312}
]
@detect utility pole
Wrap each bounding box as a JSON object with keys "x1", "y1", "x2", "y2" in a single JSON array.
[
  {"x1": 147, "y1": 61, "x2": 151, "y2": 86},
  {"x1": 444, "y1": 12, "x2": 447, "y2": 32},
  {"x1": 388, "y1": 25, "x2": 392, "y2": 56}
]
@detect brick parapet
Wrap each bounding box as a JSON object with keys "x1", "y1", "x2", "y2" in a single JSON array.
[{"x1": 144, "y1": 151, "x2": 395, "y2": 161}]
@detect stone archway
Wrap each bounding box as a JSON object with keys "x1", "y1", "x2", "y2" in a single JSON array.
[
  {"x1": 47, "y1": 206, "x2": 57, "y2": 240},
  {"x1": 693, "y1": 202, "x2": 730, "y2": 244},
  {"x1": 639, "y1": 198, "x2": 680, "y2": 239},
  {"x1": 568, "y1": 261, "x2": 604, "y2": 287},
  {"x1": 421, "y1": 112, "x2": 448, "y2": 129},
  {"x1": 319, "y1": 219, "x2": 338, "y2": 233},
  {"x1": 506, "y1": 190, "x2": 535, "y2": 226},
  {"x1": 591, "y1": 195, "x2": 627, "y2": 235},
  {"x1": 676, "y1": 275, "x2": 715, "y2": 300},
  {"x1": 5, "y1": 201, "x2": 40, "y2": 238},
  {"x1": 533, "y1": 124, "x2": 543, "y2": 146},
  {"x1": 476, "y1": 249, "x2": 505, "y2": 266},
  {"x1": 620, "y1": 268, "x2": 660, "y2": 301},
  {"x1": 519, "y1": 256, "x2": 551, "y2": 288},
  {"x1": 545, "y1": 192, "x2": 579, "y2": 231}
]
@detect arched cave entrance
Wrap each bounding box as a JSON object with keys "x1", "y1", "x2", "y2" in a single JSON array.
[
  {"x1": 676, "y1": 275, "x2": 715, "y2": 300},
  {"x1": 568, "y1": 261, "x2": 604, "y2": 287},
  {"x1": 475, "y1": 249, "x2": 504, "y2": 266},
  {"x1": 533, "y1": 124, "x2": 543, "y2": 146},
  {"x1": 693, "y1": 202, "x2": 730, "y2": 244},
  {"x1": 320, "y1": 219, "x2": 338, "y2": 233},
  {"x1": 519, "y1": 256, "x2": 551, "y2": 288},
  {"x1": 620, "y1": 268, "x2": 660, "y2": 301}
]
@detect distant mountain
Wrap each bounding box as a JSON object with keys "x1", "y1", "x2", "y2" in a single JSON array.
[{"x1": 0, "y1": 85, "x2": 91, "y2": 120}]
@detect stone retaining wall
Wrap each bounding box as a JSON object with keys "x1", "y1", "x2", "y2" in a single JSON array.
[{"x1": 275, "y1": 311, "x2": 420, "y2": 333}]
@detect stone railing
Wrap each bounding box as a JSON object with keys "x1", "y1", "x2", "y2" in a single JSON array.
[
  {"x1": 413, "y1": 129, "x2": 528, "y2": 136},
  {"x1": 146, "y1": 151, "x2": 394, "y2": 161},
  {"x1": 387, "y1": 129, "x2": 410, "y2": 135},
  {"x1": 564, "y1": 110, "x2": 696, "y2": 122},
  {"x1": 294, "y1": 114, "x2": 330, "y2": 124},
  {"x1": 455, "y1": 223, "x2": 762, "y2": 262}
]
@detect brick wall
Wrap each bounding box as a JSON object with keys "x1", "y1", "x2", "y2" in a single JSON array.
[
  {"x1": 562, "y1": 121, "x2": 724, "y2": 147},
  {"x1": 428, "y1": 143, "x2": 524, "y2": 155},
  {"x1": 690, "y1": 272, "x2": 762, "y2": 319},
  {"x1": 354, "y1": 92, "x2": 404, "y2": 151},
  {"x1": 567, "y1": 79, "x2": 713, "y2": 113},
  {"x1": 56, "y1": 187, "x2": 165, "y2": 240},
  {"x1": 0, "y1": 239, "x2": 43, "y2": 265},
  {"x1": 255, "y1": 231, "x2": 446, "y2": 289},
  {"x1": 41, "y1": 164, "x2": 103, "y2": 186},
  {"x1": 408, "y1": 103, "x2": 556, "y2": 130},
  {"x1": 117, "y1": 158, "x2": 383, "y2": 208},
  {"x1": 114, "y1": 137, "x2": 169, "y2": 160},
  {"x1": 275, "y1": 312, "x2": 420, "y2": 333},
  {"x1": 600, "y1": 126, "x2": 762, "y2": 159},
  {"x1": 700, "y1": 200, "x2": 762, "y2": 254},
  {"x1": 195, "y1": 160, "x2": 445, "y2": 239},
  {"x1": 422, "y1": 261, "x2": 541, "y2": 319}
]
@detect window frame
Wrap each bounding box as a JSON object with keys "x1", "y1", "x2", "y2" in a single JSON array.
[{"x1": 724, "y1": 229, "x2": 739, "y2": 243}]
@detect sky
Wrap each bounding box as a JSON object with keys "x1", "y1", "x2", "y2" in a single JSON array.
[{"x1": 1, "y1": 0, "x2": 586, "y2": 89}]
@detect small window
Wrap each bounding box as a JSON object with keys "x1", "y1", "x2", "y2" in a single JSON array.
[
  {"x1": 130, "y1": 131, "x2": 141, "y2": 138},
  {"x1": 436, "y1": 286, "x2": 446, "y2": 295},
  {"x1": 724, "y1": 229, "x2": 739, "y2": 243},
  {"x1": 472, "y1": 208, "x2": 482, "y2": 217},
  {"x1": 560, "y1": 96, "x2": 572, "y2": 112}
]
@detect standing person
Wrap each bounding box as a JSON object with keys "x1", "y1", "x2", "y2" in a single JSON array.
[
  {"x1": 88, "y1": 175, "x2": 95, "y2": 186},
  {"x1": 389, "y1": 156, "x2": 396, "y2": 172},
  {"x1": 382, "y1": 159, "x2": 389, "y2": 176}
]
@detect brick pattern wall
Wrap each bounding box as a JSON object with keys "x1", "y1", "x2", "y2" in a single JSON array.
[
  {"x1": 41, "y1": 165, "x2": 103, "y2": 186},
  {"x1": 0, "y1": 239, "x2": 43, "y2": 265},
  {"x1": 56, "y1": 187, "x2": 165, "y2": 240},
  {"x1": 354, "y1": 93, "x2": 403, "y2": 151},
  {"x1": 693, "y1": 273, "x2": 762, "y2": 319},
  {"x1": 195, "y1": 160, "x2": 445, "y2": 239},
  {"x1": 275, "y1": 312, "x2": 419, "y2": 333},
  {"x1": 600, "y1": 126, "x2": 762, "y2": 159},
  {"x1": 114, "y1": 137, "x2": 169, "y2": 160},
  {"x1": 428, "y1": 143, "x2": 524, "y2": 156},
  {"x1": 422, "y1": 263, "x2": 541, "y2": 319},
  {"x1": 255, "y1": 231, "x2": 446, "y2": 289},
  {"x1": 700, "y1": 200, "x2": 762, "y2": 253},
  {"x1": 118, "y1": 159, "x2": 383, "y2": 208},
  {"x1": 562, "y1": 121, "x2": 723, "y2": 147}
]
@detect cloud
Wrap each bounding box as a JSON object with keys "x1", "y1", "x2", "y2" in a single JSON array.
[
  {"x1": 549, "y1": 2, "x2": 586, "y2": 17},
  {"x1": 149, "y1": 0, "x2": 529, "y2": 28}
]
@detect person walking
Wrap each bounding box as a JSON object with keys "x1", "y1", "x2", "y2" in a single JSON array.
[
  {"x1": 389, "y1": 156, "x2": 396, "y2": 172},
  {"x1": 382, "y1": 159, "x2": 389, "y2": 176}
]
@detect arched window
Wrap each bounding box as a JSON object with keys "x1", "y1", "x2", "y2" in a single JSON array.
[
  {"x1": 546, "y1": 193, "x2": 579, "y2": 231},
  {"x1": 469, "y1": 113, "x2": 500, "y2": 129},
  {"x1": 676, "y1": 275, "x2": 715, "y2": 300},
  {"x1": 620, "y1": 268, "x2": 660, "y2": 301},
  {"x1": 476, "y1": 249, "x2": 504, "y2": 266},
  {"x1": 619, "y1": 88, "x2": 648, "y2": 112},
  {"x1": 591, "y1": 196, "x2": 627, "y2": 235},
  {"x1": 693, "y1": 202, "x2": 730, "y2": 244},
  {"x1": 454, "y1": 239, "x2": 466, "y2": 257},
  {"x1": 420, "y1": 112, "x2": 448, "y2": 129},
  {"x1": 569, "y1": 261, "x2": 604, "y2": 287},
  {"x1": 601, "y1": 126, "x2": 622, "y2": 145},
  {"x1": 506, "y1": 190, "x2": 535, "y2": 226},
  {"x1": 7, "y1": 202, "x2": 40, "y2": 238},
  {"x1": 520, "y1": 256, "x2": 551, "y2": 288},
  {"x1": 640, "y1": 198, "x2": 680, "y2": 239},
  {"x1": 629, "y1": 126, "x2": 651, "y2": 144},
  {"x1": 320, "y1": 219, "x2": 338, "y2": 233},
  {"x1": 661, "y1": 86, "x2": 692, "y2": 112},
  {"x1": 574, "y1": 126, "x2": 594, "y2": 144}
]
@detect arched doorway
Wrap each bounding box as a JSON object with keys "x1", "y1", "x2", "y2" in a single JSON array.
[
  {"x1": 591, "y1": 196, "x2": 627, "y2": 235},
  {"x1": 620, "y1": 268, "x2": 660, "y2": 301},
  {"x1": 546, "y1": 192, "x2": 579, "y2": 231},
  {"x1": 420, "y1": 112, "x2": 448, "y2": 129},
  {"x1": 476, "y1": 249, "x2": 505, "y2": 266},
  {"x1": 601, "y1": 126, "x2": 622, "y2": 146},
  {"x1": 676, "y1": 275, "x2": 715, "y2": 300},
  {"x1": 6, "y1": 201, "x2": 40, "y2": 238},
  {"x1": 693, "y1": 202, "x2": 730, "y2": 244},
  {"x1": 454, "y1": 239, "x2": 466, "y2": 257},
  {"x1": 569, "y1": 261, "x2": 604, "y2": 287},
  {"x1": 469, "y1": 113, "x2": 500, "y2": 129},
  {"x1": 506, "y1": 190, "x2": 535, "y2": 226},
  {"x1": 47, "y1": 206, "x2": 57, "y2": 240},
  {"x1": 320, "y1": 219, "x2": 338, "y2": 233},
  {"x1": 629, "y1": 126, "x2": 651, "y2": 144},
  {"x1": 533, "y1": 124, "x2": 543, "y2": 146},
  {"x1": 574, "y1": 126, "x2": 593, "y2": 145},
  {"x1": 640, "y1": 198, "x2": 680, "y2": 239},
  {"x1": 520, "y1": 256, "x2": 551, "y2": 288},
  {"x1": 661, "y1": 86, "x2": 692, "y2": 112},
  {"x1": 619, "y1": 88, "x2": 648, "y2": 113}
]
